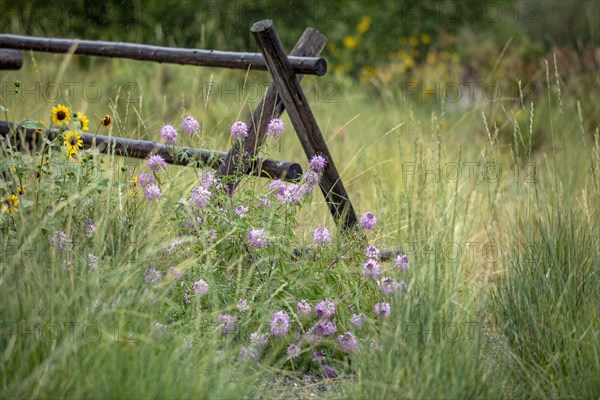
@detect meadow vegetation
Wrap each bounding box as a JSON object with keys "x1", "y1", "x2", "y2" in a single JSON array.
[{"x1": 1, "y1": 2, "x2": 599, "y2": 398}]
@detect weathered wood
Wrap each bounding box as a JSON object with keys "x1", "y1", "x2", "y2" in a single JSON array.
[
  {"x1": 217, "y1": 27, "x2": 327, "y2": 192},
  {"x1": 251, "y1": 20, "x2": 358, "y2": 230},
  {"x1": 0, "y1": 48, "x2": 22, "y2": 70},
  {"x1": 0, "y1": 120, "x2": 302, "y2": 181},
  {"x1": 0, "y1": 34, "x2": 326, "y2": 76}
]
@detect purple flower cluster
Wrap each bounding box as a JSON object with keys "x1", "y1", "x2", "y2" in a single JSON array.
[
  {"x1": 296, "y1": 299, "x2": 312, "y2": 315},
  {"x1": 237, "y1": 298, "x2": 250, "y2": 312},
  {"x1": 50, "y1": 230, "x2": 72, "y2": 252},
  {"x1": 218, "y1": 314, "x2": 236, "y2": 334},
  {"x1": 86, "y1": 219, "x2": 96, "y2": 236},
  {"x1": 257, "y1": 196, "x2": 271, "y2": 209},
  {"x1": 313, "y1": 227, "x2": 331, "y2": 244},
  {"x1": 312, "y1": 350, "x2": 326, "y2": 364},
  {"x1": 248, "y1": 228, "x2": 267, "y2": 248},
  {"x1": 201, "y1": 171, "x2": 218, "y2": 189},
  {"x1": 241, "y1": 332, "x2": 269, "y2": 362},
  {"x1": 395, "y1": 254, "x2": 410, "y2": 272},
  {"x1": 365, "y1": 245, "x2": 380, "y2": 259},
  {"x1": 240, "y1": 346, "x2": 261, "y2": 362},
  {"x1": 268, "y1": 178, "x2": 317, "y2": 205},
  {"x1": 191, "y1": 185, "x2": 211, "y2": 208},
  {"x1": 309, "y1": 154, "x2": 327, "y2": 172},
  {"x1": 312, "y1": 319, "x2": 337, "y2": 337},
  {"x1": 303, "y1": 170, "x2": 320, "y2": 187},
  {"x1": 338, "y1": 331, "x2": 360, "y2": 353},
  {"x1": 161, "y1": 124, "x2": 178, "y2": 145},
  {"x1": 363, "y1": 259, "x2": 381, "y2": 279},
  {"x1": 377, "y1": 277, "x2": 408, "y2": 295},
  {"x1": 350, "y1": 313, "x2": 366, "y2": 329},
  {"x1": 267, "y1": 118, "x2": 284, "y2": 138},
  {"x1": 377, "y1": 276, "x2": 395, "y2": 295},
  {"x1": 271, "y1": 310, "x2": 290, "y2": 337},
  {"x1": 144, "y1": 268, "x2": 162, "y2": 285},
  {"x1": 144, "y1": 184, "x2": 161, "y2": 201},
  {"x1": 321, "y1": 365, "x2": 336, "y2": 378},
  {"x1": 287, "y1": 344, "x2": 301, "y2": 359},
  {"x1": 230, "y1": 121, "x2": 248, "y2": 140},
  {"x1": 249, "y1": 332, "x2": 269, "y2": 348},
  {"x1": 235, "y1": 205, "x2": 248, "y2": 218},
  {"x1": 374, "y1": 302, "x2": 391, "y2": 318},
  {"x1": 360, "y1": 211, "x2": 377, "y2": 230},
  {"x1": 166, "y1": 238, "x2": 183, "y2": 252},
  {"x1": 315, "y1": 299, "x2": 336, "y2": 319},
  {"x1": 148, "y1": 154, "x2": 167, "y2": 172},
  {"x1": 182, "y1": 116, "x2": 200, "y2": 135},
  {"x1": 138, "y1": 172, "x2": 155, "y2": 187},
  {"x1": 193, "y1": 279, "x2": 209, "y2": 296},
  {"x1": 277, "y1": 183, "x2": 301, "y2": 205}
]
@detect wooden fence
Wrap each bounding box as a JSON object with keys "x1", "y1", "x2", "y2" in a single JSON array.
[{"x1": 0, "y1": 19, "x2": 358, "y2": 230}]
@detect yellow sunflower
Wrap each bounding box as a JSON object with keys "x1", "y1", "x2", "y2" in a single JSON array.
[
  {"x1": 51, "y1": 104, "x2": 71, "y2": 126},
  {"x1": 100, "y1": 115, "x2": 112, "y2": 129},
  {"x1": 1, "y1": 194, "x2": 19, "y2": 214},
  {"x1": 75, "y1": 112, "x2": 89, "y2": 131},
  {"x1": 64, "y1": 130, "x2": 83, "y2": 160}
]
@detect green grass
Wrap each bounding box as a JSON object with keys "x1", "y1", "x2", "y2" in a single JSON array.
[{"x1": 1, "y1": 46, "x2": 599, "y2": 399}]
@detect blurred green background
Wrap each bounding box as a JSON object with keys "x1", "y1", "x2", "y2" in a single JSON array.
[{"x1": 2, "y1": 0, "x2": 597, "y2": 77}]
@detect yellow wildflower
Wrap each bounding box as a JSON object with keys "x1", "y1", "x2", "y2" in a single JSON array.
[
  {"x1": 357, "y1": 16, "x2": 372, "y2": 34},
  {"x1": 75, "y1": 112, "x2": 89, "y2": 131},
  {"x1": 100, "y1": 115, "x2": 112, "y2": 129},
  {"x1": 64, "y1": 130, "x2": 83, "y2": 160},
  {"x1": 51, "y1": 104, "x2": 71, "y2": 126},
  {"x1": 1, "y1": 194, "x2": 19, "y2": 214},
  {"x1": 421, "y1": 34, "x2": 431, "y2": 45},
  {"x1": 408, "y1": 36, "x2": 419, "y2": 47},
  {"x1": 405, "y1": 56, "x2": 415, "y2": 69},
  {"x1": 343, "y1": 36, "x2": 358, "y2": 50}
]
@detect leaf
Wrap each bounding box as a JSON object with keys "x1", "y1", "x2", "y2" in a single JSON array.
[
  {"x1": 96, "y1": 178, "x2": 109, "y2": 188},
  {"x1": 0, "y1": 105, "x2": 7, "y2": 112},
  {"x1": 19, "y1": 197, "x2": 33, "y2": 208},
  {"x1": 20, "y1": 118, "x2": 46, "y2": 130}
]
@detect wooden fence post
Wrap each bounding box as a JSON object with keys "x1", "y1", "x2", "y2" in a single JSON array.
[{"x1": 251, "y1": 20, "x2": 358, "y2": 231}]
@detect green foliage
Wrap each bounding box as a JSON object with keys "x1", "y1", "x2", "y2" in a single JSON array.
[
  {"x1": 1, "y1": 0, "x2": 520, "y2": 73},
  {"x1": 1, "y1": 4, "x2": 599, "y2": 396},
  {"x1": 491, "y1": 205, "x2": 600, "y2": 398}
]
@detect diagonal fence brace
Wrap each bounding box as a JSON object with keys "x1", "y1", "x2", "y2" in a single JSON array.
[
  {"x1": 217, "y1": 27, "x2": 327, "y2": 192},
  {"x1": 251, "y1": 20, "x2": 358, "y2": 231}
]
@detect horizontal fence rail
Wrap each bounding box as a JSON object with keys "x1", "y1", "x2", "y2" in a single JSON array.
[
  {"x1": 0, "y1": 34, "x2": 326, "y2": 76},
  {"x1": 0, "y1": 48, "x2": 22, "y2": 70},
  {"x1": 0, "y1": 120, "x2": 302, "y2": 181}
]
